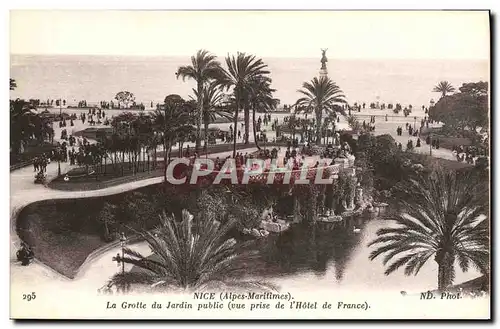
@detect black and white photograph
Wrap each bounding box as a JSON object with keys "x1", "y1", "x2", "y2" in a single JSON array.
[{"x1": 8, "y1": 9, "x2": 491, "y2": 319}]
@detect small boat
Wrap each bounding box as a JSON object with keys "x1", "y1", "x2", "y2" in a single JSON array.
[{"x1": 353, "y1": 226, "x2": 361, "y2": 233}]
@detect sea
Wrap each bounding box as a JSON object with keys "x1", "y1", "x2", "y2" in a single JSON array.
[{"x1": 10, "y1": 54, "x2": 489, "y2": 108}]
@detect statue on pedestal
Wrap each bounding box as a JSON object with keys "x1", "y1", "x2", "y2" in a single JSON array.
[{"x1": 321, "y1": 48, "x2": 328, "y2": 70}]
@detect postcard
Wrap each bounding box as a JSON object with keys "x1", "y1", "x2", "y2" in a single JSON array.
[{"x1": 9, "y1": 10, "x2": 490, "y2": 319}]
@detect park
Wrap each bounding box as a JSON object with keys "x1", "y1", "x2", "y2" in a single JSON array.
[{"x1": 10, "y1": 49, "x2": 489, "y2": 300}]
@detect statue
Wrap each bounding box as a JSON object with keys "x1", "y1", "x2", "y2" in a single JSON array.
[{"x1": 320, "y1": 48, "x2": 328, "y2": 70}]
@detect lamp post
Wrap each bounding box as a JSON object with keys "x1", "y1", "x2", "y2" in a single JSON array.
[
  {"x1": 120, "y1": 232, "x2": 126, "y2": 275},
  {"x1": 112, "y1": 232, "x2": 127, "y2": 276}
]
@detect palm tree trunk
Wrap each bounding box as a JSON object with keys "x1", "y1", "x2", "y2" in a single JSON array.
[
  {"x1": 163, "y1": 141, "x2": 170, "y2": 181},
  {"x1": 196, "y1": 83, "x2": 203, "y2": 153},
  {"x1": 233, "y1": 106, "x2": 239, "y2": 158},
  {"x1": 252, "y1": 106, "x2": 260, "y2": 150},
  {"x1": 436, "y1": 251, "x2": 454, "y2": 290},
  {"x1": 204, "y1": 120, "x2": 210, "y2": 152},
  {"x1": 244, "y1": 107, "x2": 250, "y2": 144},
  {"x1": 315, "y1": 111, "x2": 322, "y2": 144}
]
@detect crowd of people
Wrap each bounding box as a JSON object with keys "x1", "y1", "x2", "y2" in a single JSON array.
[
  {"x1": 452, "y1": 144, "x2": 487, "y2": 165},
  {"x1": 32, "y1": 154, "x2": 50, "y2": 173}
]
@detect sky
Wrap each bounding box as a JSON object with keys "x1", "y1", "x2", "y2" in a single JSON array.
[{"x1": 10, "y1": 10, "x2": 490, "y2": 59}]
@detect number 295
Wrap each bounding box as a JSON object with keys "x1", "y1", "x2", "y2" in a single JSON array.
[{"x1": 23, "y1": 292, "x2": 36, "y2": 301}]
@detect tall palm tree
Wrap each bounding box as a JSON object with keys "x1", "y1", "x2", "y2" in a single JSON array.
[
  {"x1": 176, "y1": 50, "x2": 222, "y2": 153},
  {"x1": 248, "y1": 77, "x2": 278, "y2": 149},
  {"x1": 152, "y1": 95, "x2": 191, "y2": 180},
  {"x1": 104, "y1": 210, "x2": 277, "y2": 293},
  {"x1": 296, "y1": 76, "x2": 346, "y2": 144},
  {"x1": 433, "y1": 81, "x2": 456, "y2": 98},
  {"x1": 368, "y1": 168, "x2": 489, "y2": 291},
  {"x1": 217, "y1": 52, "x2": 271, "y2": 157},
  {"x1": 191, "y1": 83, "x2": 232, "y2": 151}
]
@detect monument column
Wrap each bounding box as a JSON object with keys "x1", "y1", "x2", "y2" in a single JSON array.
[{"x1": 319, "y1": 48, "x2": 328, "y2": 78}]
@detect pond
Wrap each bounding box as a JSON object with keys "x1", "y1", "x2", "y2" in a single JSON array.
[{"x1": 251, "y1": 214, "x2": 481, "y2": 294}]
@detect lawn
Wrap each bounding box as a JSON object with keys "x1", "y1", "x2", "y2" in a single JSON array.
[
  {"x1": 16, "y1": 184, "x2": 167, "y2": 278},
  {"x1": 48, "y1": 161, "x2": 163, "y2": 191},
  {"x1": 17, "y1": 200, "x2": 109, "y2": 278},
  {"x1": 420, "y1": 127, "x2": 473, "y2": 150}
]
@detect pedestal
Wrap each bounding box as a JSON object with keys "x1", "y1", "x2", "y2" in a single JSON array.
[{"x1": 319, "y1": 68, "x2": 328, "y2": 78}]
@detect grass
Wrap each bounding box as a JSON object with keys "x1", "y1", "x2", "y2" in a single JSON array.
[
  {"x1": 17, "y1": 200, "x2": 109, "y2": 278},
  {"x1": 48, "y1": 161, "x2": 163, "y2": 191},
  {"x1": 16, "y1": 184, "x2": 166, "y2": 278},
  {"x1": 420, "y1": 127, "x2": 473, "y2": 150}
]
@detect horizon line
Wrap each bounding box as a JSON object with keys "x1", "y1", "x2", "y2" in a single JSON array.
[{"x1": 9, "y1": 53, "x2": 489, "y2": 61}]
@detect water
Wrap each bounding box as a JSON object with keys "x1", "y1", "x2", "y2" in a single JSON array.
[
  {"x1": 10, "y1": 55, "x2": 488, "y2": 108},
  {"x1": 258, "y1": 217, "x2": 481, "y2": 293}
]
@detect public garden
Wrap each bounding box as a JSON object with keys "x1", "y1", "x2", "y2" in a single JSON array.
[{"x1": 10, "y1": 51, "x2": 490, "y2": 297}]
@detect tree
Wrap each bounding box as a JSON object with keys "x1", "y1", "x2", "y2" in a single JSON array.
[
  {"x1": 177, "y1": 50, "x2": 223, "y2": 154},
  {"x1": 10, "y1": 99, "x2": 35, "y2": 154},
  {"x1": 104, "y1": 209, "x2": 276, "y2": 293},
  {"x1": 430, "y1": 81, "x2": 488, "y2": 133},
  {"x1": 98, "y1": 203, "x2": 117, "y2": 242},
  {"x1": 295, "y1": 76, "x2": 346, "y2": 144},
  {"x1": 433, "y1": 81, "x2": 456, "y2": 98},
  {"x1": 368, "y1": 168, "x2": 489, "y2": 291},
  {"x1": 10, "y1": 98, "x2": 52, "y2": 155},
  {"x1": 10, "y1": 78, "x2": 17, "y2": 90},
  {"x1": 152, "y1": 95, "x2": 192, "y2": 180},
  {"x1": 247, "y1": 77, "x2": 279, "y2": 149},
  {"x1": 191, "y1": 83, "x2": 232, "y2": 151},
  {"x1": 217, "y1": 52, "x2": 271, "y2": 157},
  {"x1": 115, "y1": 91, "x2": 135, "y2": 109}
]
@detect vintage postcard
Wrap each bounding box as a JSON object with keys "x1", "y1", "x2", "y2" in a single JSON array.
[{"x1": 9, "y1": 10, "x2": 490, "y2": 319}]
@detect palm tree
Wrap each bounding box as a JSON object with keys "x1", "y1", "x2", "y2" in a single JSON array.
[
  {"x1": 176, "y1": 50, "x2": 223, "y2": 153},
  {"x1": 248, "y1": 77, "x2": 278, "y2": 149},
  {"x1": 368, "y1": 168, "x2": 489, "y2": 291},
  {"x1": 217, "y1": 52, "x2": 271, "y2": 157},
  {"x1": 152, "y1": 95, "x2": 192, "y2": 180},
  {"x1": 191, "y1": 83, "x2": 232, "y2": 151},
  {"x1": 296, "y1": 76, "x2": 346, "y2": 144},
  {"x1": 433, "y1": 81, "x2": 456, "y2": 98},
  {"x1": 104, "y1": 209, "x2": 277, "y2": 293}
]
